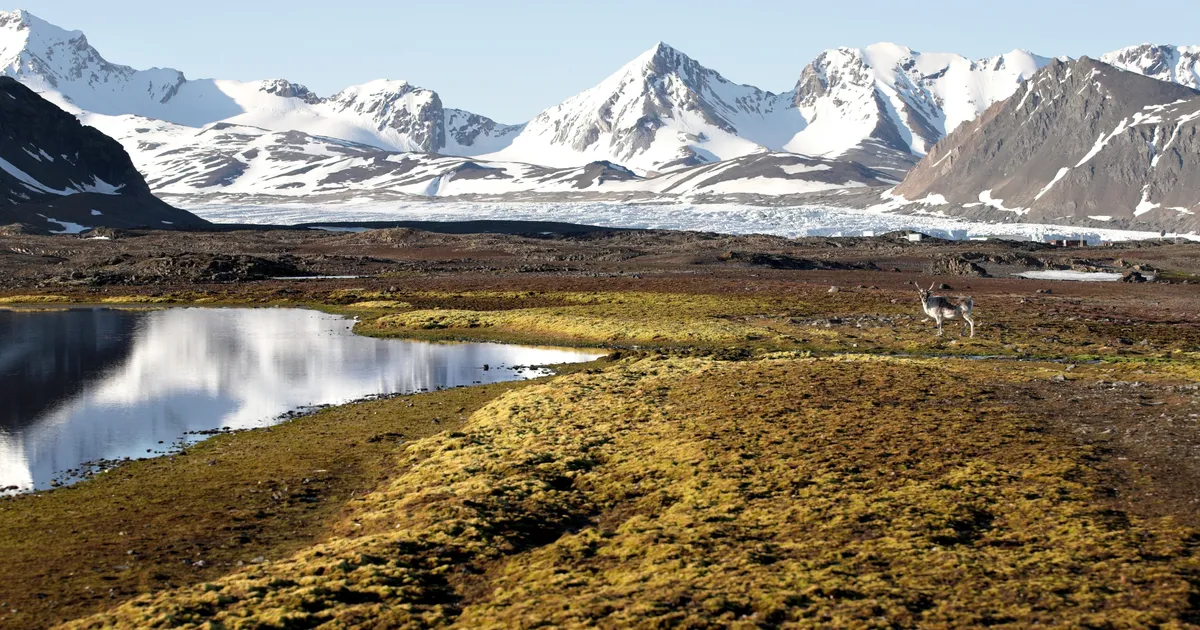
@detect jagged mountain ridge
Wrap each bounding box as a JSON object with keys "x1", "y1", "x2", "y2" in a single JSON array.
[
  {"x1": 0, "y1": 9, "x2": 520, "y2": 156},
  {"x1": 0, "y1": 9, "x2": 1071, "y2": 177},
  {"x1": 0, "y1": 76, "x2": 208, "y2": 231},
  {"x1": 484, "y1": 42, "x2": 1051, "y2": 174},
  {"x1": 1101, "y1": 44, "x2": 1200, "y2": 90},
  {"x1": 86, "y1": 113, "x2": 893, "y2": 202},
  {"x1": 891, "y1": 57, "x2": 1200, "y2": 230},
  {"x1": 481, "y1": 43, "x2": 804, "y2": 172},
  {"x1": 7, "y1": 8, "x2": 1200, "y2": 206}
]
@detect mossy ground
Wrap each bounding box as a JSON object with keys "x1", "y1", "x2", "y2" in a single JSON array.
[
  {"x1": 2, "y1": 279, "x2": 1200, "y2": 627},
  {"x1": 56, "y1": 355, "x2": 1200, "y2": 628},
  {"x1": 0, "y1": 367, "x2": 601, "y2": 630}
]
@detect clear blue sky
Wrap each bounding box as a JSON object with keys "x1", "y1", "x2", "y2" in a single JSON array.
[{"x1": 15, "y1": 0, "x2": 1200, "y2": 123}]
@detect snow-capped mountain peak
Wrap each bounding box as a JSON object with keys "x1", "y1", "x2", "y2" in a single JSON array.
[
  {"x1": 0, "y1": 9, "x2": 186, "y2": 113},
  {"x1": 1101, "y1": 43, "x2": 1200, "y2": 90},
  {"x1": 0, "y1": 10, "x2": 517, "y2": 156},
  {"x1": 483, "y1": 41, "x2": 802, "y2": 172},
  {"x1": 485, "y1": 41, "x2": 1055, "y2": 175},
  {"x1": 10, "y1": 9, "x2": 1200, "y2": 207},
  {"x1": 787, "y1": 43, "x2": 1050, "y2": 162},
  {"x1": 1, "y1": 9, "x2": 83, "y2": 59}
]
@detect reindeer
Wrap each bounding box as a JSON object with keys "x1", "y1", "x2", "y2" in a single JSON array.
[{"x1": 916, "y1": 282, "x2": 975, "y2": 337}]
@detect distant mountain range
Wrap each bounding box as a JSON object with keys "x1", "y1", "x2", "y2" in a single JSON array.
[{"x1": 4, "y1": 8, "x2": 1200, "y2": 231}]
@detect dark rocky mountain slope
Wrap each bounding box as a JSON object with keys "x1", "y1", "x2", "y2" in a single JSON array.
[
  {"x1": 0, "y1": 77, "x2": 208, "y2": 232},
  {"x1": 893, "y1": 57, "x2": 1200, "y2": 232}
]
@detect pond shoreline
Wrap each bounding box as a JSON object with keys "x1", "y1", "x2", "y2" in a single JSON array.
[{"x1": 0, "y1": 305, "x2": 604, "y2": 495}]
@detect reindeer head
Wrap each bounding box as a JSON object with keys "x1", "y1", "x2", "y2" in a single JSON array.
[{"x1": 916, "y1": 282, "x2": 935, "y2": 302}]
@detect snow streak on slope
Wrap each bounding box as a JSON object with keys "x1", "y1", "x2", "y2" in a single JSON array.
[{"x1": 890, "y1": 58, "x2": 1200, "y2": 230}]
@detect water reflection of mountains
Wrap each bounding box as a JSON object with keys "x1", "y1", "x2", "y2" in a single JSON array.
[
  {"x1": 0, "y1": 308, "x2": 602, "y2": 492},
  {"x1": 0, "y1": 309, "x2": 143, "y2": 432}
]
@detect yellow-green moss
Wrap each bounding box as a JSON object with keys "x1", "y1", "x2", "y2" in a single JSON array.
[
  {"x1": 98, "y1": 295, "x2": 177, "y2": 304},
  {"x1": 0, "y1": 294, "x2": 72, "y2": 304},
  {"x1": 68, "y1": 355, "x2": 1200, "y2": 628},
  {"x1": 344, "y1": 300, "x2": 412, "y2": 309}
]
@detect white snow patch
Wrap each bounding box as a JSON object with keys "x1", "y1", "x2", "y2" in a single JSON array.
[
  {"x1": 1014, "y1": 270, "x2": 1124, "y2": 282},
  {"x1": 1135, "y1": 186, "x2": 1161, "y2": 217},
  {"x1": 0, "y1": 157, "x2": 72, "y2": 194},
  {"x1": 778, "y1": 163, "x2": 832, "y2": 175},
  {"x1": 1035, "y1": 167, "x2": 1071, "y2": 200},
  {"x1": 979, "y1": 190, "x2": 1029, "y2": 216},
  {"x1": 1135, "y1": 198, "x2": 1161, "y2": 216},
  {"x1": 44, "y1": 218, "x2": 89, "y2": 234},
  {"x1": 1076, "y1": 118, "x2": 1130, "y2": 167},
  {"x1": 79, "y1": 176, "x2": 125, "y2": 195}
]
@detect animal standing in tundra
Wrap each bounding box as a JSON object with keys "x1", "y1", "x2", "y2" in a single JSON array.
[{"x1": 917, "y1": 282, "x2": 975, "y2": 337}]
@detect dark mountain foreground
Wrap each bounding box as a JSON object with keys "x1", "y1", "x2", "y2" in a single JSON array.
[
  {"x1": 0, "y1": 77, "x2": 208, "y2": 233},
  {"x1": 894, "y1": 57, "x2": 1200, "y2": 232}
]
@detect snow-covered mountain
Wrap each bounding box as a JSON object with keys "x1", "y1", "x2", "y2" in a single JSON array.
[
  {"x1": 1101, "y1": 44, "x2": 1200, "y2": 90},
  {"x1": 484, "y1": 42, "x2": 1052, "y2": 176},
  {"x1": 787, "y1": 45, "x2": 1050, "y2": 169},
  {"x1": 0, "y1": 9, "x2": 1057, "y2": 177},
  {"x1": 8, "y1": 8, "x2": 1200, "y2": 205},
  {"x1": 84, "y1": 114, "x2": 893, "y2": 202},
  {"x1": 481, "y1": 43, "x2": 804, "y2": 173},
  {"x1": 0, "y1": 9, "x2": 520, "y2": 155}
]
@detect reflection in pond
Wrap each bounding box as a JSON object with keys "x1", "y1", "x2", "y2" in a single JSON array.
[{"x1": 0, "y1": 308, "x2": 603, "y2": 493}]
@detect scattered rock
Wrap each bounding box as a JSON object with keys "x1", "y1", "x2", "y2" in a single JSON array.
[
  {"x1": 1120, "y1": 270, "x2": 1147, "y2": 283},
  {"x1": 930, "y1": 254, "x2": 988, "y2": 277}
]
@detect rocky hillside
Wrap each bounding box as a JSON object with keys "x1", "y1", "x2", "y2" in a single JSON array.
[
  {"x1": 891, "y1": 57, "x2": 1200, "y2": 231},
  {"x1": 0, "y1": 76, "x2": 208, "y2": 232}
]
